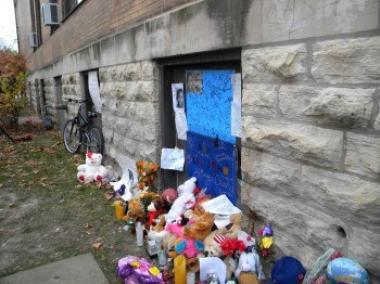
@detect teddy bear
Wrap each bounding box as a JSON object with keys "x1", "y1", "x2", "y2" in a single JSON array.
[
  {"x1": 77, "y1": 152, "x2": 108, "y2": 183},
  {"x1": 184, "y1": 212, "x2": 214, "y2": 241},
  {"x1": 203, "y1": 213, "x2": 242, "y2": 257},
  {"x1": 165, "y1": 222, "x2": 204, "y2": 259},
  {"x1": 165, "y1": 178, "x2": 197, "y2": 223},
  {"x1": 147, "y1": 197, "x2": 165, "y2": 226},
  {"x1": 123, "y1": 191, "x2": 160, "y2": 223},
  {"x1": 235, "y1": 249, "x2": 265, "y2": 280}
]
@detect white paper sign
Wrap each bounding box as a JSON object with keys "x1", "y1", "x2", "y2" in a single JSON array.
[
  {"x1": 161, "y1": 147, "x2": 185, "y2": 171},
  {"x1": 231, "y1": 73, "x2": 242, "y2": 137},
  {"x1": 171, "y1": 83, "x2": 188, "y2": 140},
  {"x1": 88, "y1": 71, "x2": 102, "y2": 113}
]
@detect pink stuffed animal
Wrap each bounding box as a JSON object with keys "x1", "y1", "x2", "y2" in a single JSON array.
[
  {"x1": 165, "y1": 222, "x2": 204, "y2": 259},
  {"x1": 77, "y1": 152, "x2": 107, "y2": 183}
]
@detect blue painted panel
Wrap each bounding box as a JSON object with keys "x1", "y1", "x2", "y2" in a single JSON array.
[
  {"x1": 186, "y1": 70, "x2": 236, "y2": 144},
  {"x1": 186, "y1": 131, "x2": 238, "y2": 204}
]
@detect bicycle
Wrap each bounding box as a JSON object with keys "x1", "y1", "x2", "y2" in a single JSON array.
[{"x1": 62, "y1": 98, "x2": 103, "y2": 154}]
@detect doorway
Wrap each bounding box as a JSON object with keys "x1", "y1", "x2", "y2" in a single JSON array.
[
  {"x1": 54, "y1": 76, "x2": 65, "y2": 131},
  {"x1": 159, "y1": 49, "x2": 241, "y2": 204}
]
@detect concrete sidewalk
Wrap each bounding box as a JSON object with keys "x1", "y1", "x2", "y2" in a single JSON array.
[{"x1": 0, "y1": 254, "x2": 109, "y2": 284}]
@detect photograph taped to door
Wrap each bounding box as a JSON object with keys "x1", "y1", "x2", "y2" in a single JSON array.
[
  {"x1": 171, "y1": 83, "x2": 188, "y2": 140},
  {"x1": 186, "y1": 71, "x2": 203, "y2": 94},
  {"x1": 171, "y1": 83, "x2": 185, "y2": 111}
]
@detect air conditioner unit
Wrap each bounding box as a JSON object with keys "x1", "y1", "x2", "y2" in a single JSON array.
[
  {"x1": 41, "y1": 3, "x2": 59, "y2": 26},
  {"x1": 28, "y1": 32, "x2": 38, "y2": 47}
]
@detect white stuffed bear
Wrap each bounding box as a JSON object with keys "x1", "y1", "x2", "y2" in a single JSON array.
[
  {"x1": 235, "y1": 250, "x2": 265, "y2": 280},
  {"x1": 77, "y1": 152, "x2": 107, "y2": 183},
  {"x1": 165, "y1": 177, "x2": 197, "y2": 223}
]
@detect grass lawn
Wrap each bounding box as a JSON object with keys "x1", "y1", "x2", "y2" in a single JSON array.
[{"x1": 0, "y1": 127, "x2": 145, "y2": 283}]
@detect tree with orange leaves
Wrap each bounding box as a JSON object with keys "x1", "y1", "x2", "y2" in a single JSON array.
[{"x1": 0, "y1": 48, "x2": 27, "y2": 124}]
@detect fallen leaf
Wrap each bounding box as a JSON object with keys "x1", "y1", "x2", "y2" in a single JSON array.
[
  {"x1": 104, "y1": 192, "x2": 114, "y2": 201},
  {"x1": 85, "y1": 223, "x2": 92, "y2": 229},
  {"x1": 92, "y1": 242, "x2": 102, "y2": 250}
]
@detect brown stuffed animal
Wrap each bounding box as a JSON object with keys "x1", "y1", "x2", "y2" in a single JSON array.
[
  {"x1": 203, "y1": 213, "x2": 242, "y2": 257},
  {"x1": 184, "y1": 212, "x2": 214, "y2": 240},
  {"x1": 123, "y1": 191, "x2": 160, "y2": 222}
]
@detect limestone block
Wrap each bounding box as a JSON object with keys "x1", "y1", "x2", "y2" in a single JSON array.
[
  {"x1": 241, "y1": 182, "x2": 380, "y2": 276},
  {"x1": 114, "y1": 117, "x2": 158, "y2": 144},
  {"x1": 279, "y1": 85, "x2": 375, "y2": 128},
  {"x1": 124, "y1": 63, "x2": 142, "y2": 81},
  {"x1": 62, "y1": 73, "x2": 80, "y2": 85},
  {"x1": 125, "y1": 81, "x2": 157, "y2": 102},
  {"x1": 100, "y1": 81, "x2": 126, "y2": 100},
  {"x1": 375, "y1": 102, "x2": 380, "y2": 130},
  {"x1": 141, "y1": 61, "x2": 158, "y2": 81},
  {"x1": 123, "y1": 137, "x2": 158, "y2": 162},
  {"x1": 101, "y1": 113, "x2": 117, "y2": 130},
  {"x1": 345, "y1": 132, "x2": 380, "y2": 178},
  {"x1": 102, "y1": 127, "x2": 114, "y2": 144},
  {"x1": 243, "y1": 117, "x2": 344, "y2": 169},
  {"x1": 242, "y1": 84, "x2": 277, "y2": 116},
  {"x1": 312, "y1": 36, "x2": 380, "y2": 84},
  {"x1": 121, "y1": 102, "x2": 159, "y2": 124},
  {"x1": 43, "y1": 78, "x2": 54, "y2": 86},
  {"x1": 346, "y1": 227, "x2": 380, "y2": 277},
  {"x1": 302, "y1": 165, "x2": 380, "y2": 230},
  {"x1": 241, "y1": 147, "x2": 300, "y2": 192},
  {"x1": 241, "y1": 183, "x2": 345, "y2": 268},
  {"x1": 242, "y1": 44, "x2": 307, "y2": 83},
  {"x1": 245, "y1": 0, "x2": 379, "y2": 45},
  {"x1": 242, "y1": 148, "x2": 380, "y2": 229}
]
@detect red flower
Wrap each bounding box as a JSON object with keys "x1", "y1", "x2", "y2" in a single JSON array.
[{"x1": 220, "y1": 239, "x2": 246, "y2": 256}]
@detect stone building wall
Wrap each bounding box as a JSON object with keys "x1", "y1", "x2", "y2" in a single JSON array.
[
  {"x1": 28, "y1": 81, "x2": 38, "y2": 114},
  {"x1": 22, "y1": 0, "x2": 380, "y2": 280},
  {"x1": 41, "y1": 78, "x2": 57, "y2": 123},
  {"x1": 241, "y1": 36, "x2": 380, "y2": 277},
  {"x1": 61, "y1": 73, "x2": 82, "y2": 121},
  {"x1": 99, "y1": 61, "x2": 161, "y2": 163}
]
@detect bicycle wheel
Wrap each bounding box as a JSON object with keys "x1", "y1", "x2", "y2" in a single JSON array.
[
  {"x1": 87, "y1": 127, "x2": 103, "y2": 154},
  {"x1": 63, "y1": 119, "x2": 81, "y2": 154}
]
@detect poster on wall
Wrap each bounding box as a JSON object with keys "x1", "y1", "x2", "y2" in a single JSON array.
[
  {"x1": 171, "y1": 83, "x2": 188, "y2": 140},
  {"x1": 88, "y1": 71, "x2": 102, "y2": 113},
  {"x1": 231, "y1": 73, "x2": 242, "y2": 137}
]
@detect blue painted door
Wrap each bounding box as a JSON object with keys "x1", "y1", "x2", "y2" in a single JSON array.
[{"x1": 185, "y1": 70, "x2": 239, "y2": 204}]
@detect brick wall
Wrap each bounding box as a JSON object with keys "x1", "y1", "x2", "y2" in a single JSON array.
[{"x1": 16, "y1": 0, "x2": 197, "y2": 71}]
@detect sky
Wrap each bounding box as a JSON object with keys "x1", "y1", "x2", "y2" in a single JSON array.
[{"x1": 0, "y1": 0, "x2": 17, "y2": 50}]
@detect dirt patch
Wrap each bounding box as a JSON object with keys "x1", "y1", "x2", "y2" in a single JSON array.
[{"x1": 0, "y1": 129, "x2": 146, "y2": 283}]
